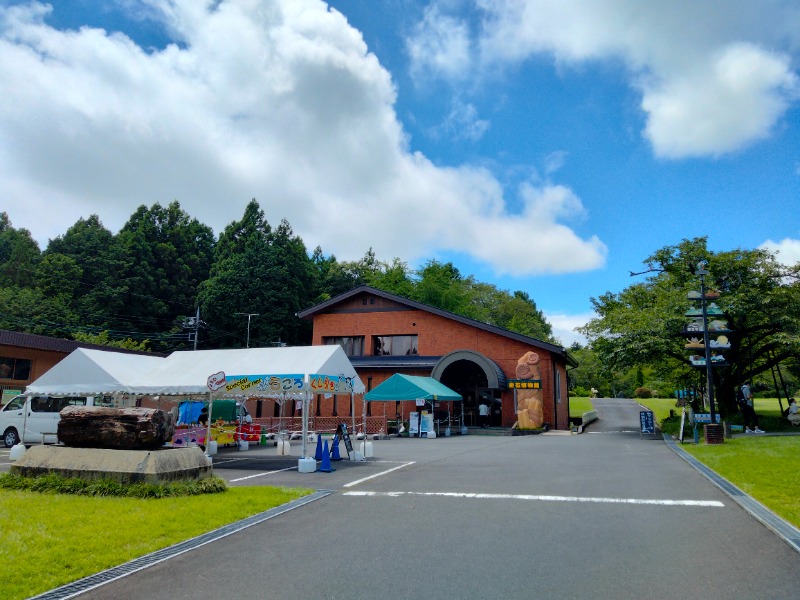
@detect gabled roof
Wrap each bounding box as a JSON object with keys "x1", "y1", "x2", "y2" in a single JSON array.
[
  {"x1": 25, "y1": 348, "x2": 164, "y2": 395},
  {"x1": 298, "y1": 285, "x2": 577, "y2": 367},
  {"x1": 0, "y1": 329, "x2": 158, "y2": 356}
]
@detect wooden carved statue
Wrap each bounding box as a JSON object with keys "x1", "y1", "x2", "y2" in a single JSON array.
[{"x1": 515, "y1": 351, "x2": 543, "y2": 428}]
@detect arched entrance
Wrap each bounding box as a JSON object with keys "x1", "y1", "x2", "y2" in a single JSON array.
[{"x1": 432, "y1": 350, "x2": 506, "y2": 428}]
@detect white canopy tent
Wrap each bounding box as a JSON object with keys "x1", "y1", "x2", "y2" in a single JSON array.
[
  {"x1": 25, "y1": 348, "x2": 163, "y2": 397},
  {"x1": 24, "y1": 345, "x2": 364, "y2": 465},
  {"x1": 141, "y1": 346, "x2": 365, "y2": 397}
]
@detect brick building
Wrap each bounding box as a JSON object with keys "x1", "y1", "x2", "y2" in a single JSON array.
[
  {"x1": 0, "y1": 330, "x2": 157, "y2": 406},
  {"x1": 298, "y1": 286, "x2": 576, "y2": 431}
]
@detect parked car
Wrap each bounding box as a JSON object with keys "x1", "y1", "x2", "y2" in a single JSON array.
[{"x1": 0, "y1": 394, "x2": 108, "y2": 447}]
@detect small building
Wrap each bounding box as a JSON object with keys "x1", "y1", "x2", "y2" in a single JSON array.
[
  {"x1": 0, "y1": 329, "x2": 156, "y2": 405},
  {"x1": 298, "y1": 286, "x2": 576, "y2": 431}
]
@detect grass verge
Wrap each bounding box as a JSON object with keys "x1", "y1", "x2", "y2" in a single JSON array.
[
  {"x1": 638, "y1": 397, "x2": 796, "y2": 437},
  {"x1": 568, "y1": 396, "x2": 594, "y2": 418},
  {"x1": 0, "y1": 477, "x2": 312, "y2": 600},
  {"x1": 681, "y1": 436, "x2": 800, "y2": 529}
]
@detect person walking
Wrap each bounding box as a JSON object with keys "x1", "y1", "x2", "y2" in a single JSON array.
[{"x1": 738, "y1": 382, "x2": 764, "y2": 433}]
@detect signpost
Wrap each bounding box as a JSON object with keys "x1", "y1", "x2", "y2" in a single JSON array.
[
  {"x1": 337, "y1": 423, "x2": 354, "y2": 459},
  {"x1": 639, "y1": 410, "x2": 655, "y2": 439}
]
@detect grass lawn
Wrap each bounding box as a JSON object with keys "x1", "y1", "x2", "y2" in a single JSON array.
[
  {"x1": 682, "y1": 436, "x2": 800, "y2": 529},
  {"x1": 0, "y1": 485, "x2": 312, "y2": 600},
  {"x1": 634, "y1": 397, "x2": 800, "y2": 530},
  {"x1": 568, "y1": 396, "x2": 595, "y2": 418},
  {"x1": 638, "y1": 397, "x2": 796, "y2": 437}
]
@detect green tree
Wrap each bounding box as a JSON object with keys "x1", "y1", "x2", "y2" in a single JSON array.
[
  {"x1": 491, "y1": 289, "x2": 554, "y2": 341},
  {"x1": 0, "y1": 212, "x2": 41, "y2": 288},
  {"x1": 116, "y1": 201, "x2": 214, "y2": 339},
  {"x1": 45, "y1": 215, "x2": 128, "y2": 330},
  {"x1": 72, "y1": 330, "x2": 151, "y2": 352},
  {"x1": 198, "y1": 202, "x2": 316, "y2": 348},
  {"x1": 412, "y1": 260, "x2": 475, "y2": 316},
  {"x1": 580, "y1": 238, "x2": 800, "y2": 413},
  {"x1": 310, "y1": 246, "x2": 362, "y2": 303}
]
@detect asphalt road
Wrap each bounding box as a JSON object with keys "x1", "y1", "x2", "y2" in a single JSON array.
[{"x1": 6, "y1": 399, "x2": 800, "y2": 599}]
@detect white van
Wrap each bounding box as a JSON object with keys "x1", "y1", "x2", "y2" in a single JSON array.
[{"x1": 0, "y1": 395, "x2": 108, "y2": 447}]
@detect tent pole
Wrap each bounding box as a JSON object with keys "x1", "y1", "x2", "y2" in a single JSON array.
[
  {"x1": 301, "y1": 376, "x2": 309, "y2": 459},
  {"x1": 205, "y1": 391, "x2": 213, "y2": 457}
]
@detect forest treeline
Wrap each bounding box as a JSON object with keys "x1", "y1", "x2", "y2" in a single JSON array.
[
  {"x1": 5, "y1": 202, "x2": 797, "y2": 407},
  {"x1": 0, "y1": 200, "x2": 555, "y2": 352}
]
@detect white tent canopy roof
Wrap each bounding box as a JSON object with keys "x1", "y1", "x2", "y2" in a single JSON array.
[
  {"x1": 143, "y1": 346, "x2": 365, "y2": 397},
  {"x1": 25, "y1": 348, "x2": 163, "y2": 396},
  {"x1": 24, "y1": 345, "x2": 364, "y2": 398}
]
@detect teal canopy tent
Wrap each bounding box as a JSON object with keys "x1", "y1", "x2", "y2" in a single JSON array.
[
  {"x1": 365, "y1": 374, "x2": 462, "y2": 435},
  {"x1": 364, "y1": 374, "x2": 462, "y2": 402}
]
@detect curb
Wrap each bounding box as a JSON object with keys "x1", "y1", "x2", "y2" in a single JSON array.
[{"x1": 662, "y1": 433, "x2": 800, "y2": 554}]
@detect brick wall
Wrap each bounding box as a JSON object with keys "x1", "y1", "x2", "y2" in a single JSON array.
[{"x1": 312, "y1": 306, "x2": 570, "y2": 430}]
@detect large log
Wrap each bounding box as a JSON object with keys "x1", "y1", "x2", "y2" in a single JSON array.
[{"x1": 58, "y1": 406, "x2": 176, "y2": 450}]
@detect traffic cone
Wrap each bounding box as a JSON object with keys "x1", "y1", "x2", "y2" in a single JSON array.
[
  {"x1": 314, "y1": 434, "x2": 324, "y2": 461},
  {"x1": 330, "y1": 434, "x2": 342, "y2": 461},
  {"x1": 319, "y1": 440, "x2": 335, "y2": 473}
]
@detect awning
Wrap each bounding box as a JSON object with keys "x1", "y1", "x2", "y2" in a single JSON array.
[{"x1": 364, "y1": 374, "x2": 462, "y2": 402}]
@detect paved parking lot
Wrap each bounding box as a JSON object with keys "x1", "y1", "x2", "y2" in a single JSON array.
[{"x1": 6, "y1": 403, "x2": 800, "y2": 599}]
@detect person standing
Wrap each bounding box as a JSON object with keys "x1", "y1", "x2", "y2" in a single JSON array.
[
  {"x1": 197, "y1": 406, "x2": 209, "y2": 427},
  {"x1": 739, "y1": 383, "x2": 764, "y2": 434},
  {"x1": 787, "y1": 398, "x2": 800, "y2": 426},
  {"x1": 478, "y1": 401, "x2": 489, "y2": 428}
]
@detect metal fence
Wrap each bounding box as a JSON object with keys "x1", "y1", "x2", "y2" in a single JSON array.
[{"x1": 251, "y1": 416, "x2": 391, "y2": 436}]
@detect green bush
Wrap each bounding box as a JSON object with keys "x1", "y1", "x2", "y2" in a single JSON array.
[
  {"x1": 634, "y1": 387, "x2": 653, "y2": 399},
  {"x1": 0, "y1": 473, "x2": 228, "y2": 497},
  {"x1": 571, "y1": 386, "x2": 590, "y2": 397}
]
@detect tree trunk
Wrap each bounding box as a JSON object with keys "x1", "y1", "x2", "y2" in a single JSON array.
[{"x1": 58, "y1": 406, "x2": 176, "y2": 450}]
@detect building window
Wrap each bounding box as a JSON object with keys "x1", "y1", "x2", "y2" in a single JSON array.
[
  {"x1": 373, "y1": 335, "x2": 418, "y2": 356},
  {"x1": 323, "y1": 336, "x2": 364, "y2": 357},
  {"x1": 0, "y1": 357, "x2": 32, "y2": 381},
  {"x1": 555, "y1": 371, "x2": 562, "y2": 404}
]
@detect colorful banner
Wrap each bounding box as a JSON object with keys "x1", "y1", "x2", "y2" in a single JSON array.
[
  {"x1": 222, "y1": 374, "x2": 305, "y2": 394},
  {"x1": 309, "y1": 374, "x2": 355, "y2": 394}
]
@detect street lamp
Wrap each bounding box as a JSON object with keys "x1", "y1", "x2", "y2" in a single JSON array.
[{"x1": 235, "y1": 313, "x2": 260, "y2": 348}]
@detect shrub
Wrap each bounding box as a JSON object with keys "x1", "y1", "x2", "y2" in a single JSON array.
[
  {"x1": 0, "y1": 473, "x2": 228, "y2": 497},
  {"x1": 571, "y1": 386, "x2": 590, "y2": 397},
  {"x1": 634, "y1": 387, "x2": 653, "y2": 399}
]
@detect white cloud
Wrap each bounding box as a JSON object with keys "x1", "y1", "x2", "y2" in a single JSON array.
[
  {"x1": 545, "y1": 311, "x2": 593, "y2": 347},
  {"x1": 760, "y1": 238, "x2": 800, "y2": 266},
  {"x1": 412, "y1": 0, "x2": 800, "y2": 158},
  {"x1": 0, "y1": 0, "x2": 604, "y2": 276},
  {"x1": 436, "y1": 98, "x2": 490, "y2": 141},
  {"x1": 407, "y1": 4, "x2": 472, "y2": 82},
  {"x1": 641, "y1": 43, "x2": 798, "y2": 157}
]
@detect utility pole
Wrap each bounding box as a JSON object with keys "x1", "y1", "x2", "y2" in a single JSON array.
[
  {"x1": 193, "y1": 306, "x2": 200, "y2": 351},
  {"x1": 235, "y1": 313, "x2": 260, "y2": 348}
]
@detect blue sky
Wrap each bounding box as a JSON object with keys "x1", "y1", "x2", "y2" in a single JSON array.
[{"x1": 1, "y1": 1, "x2": 798, "y2": 346}]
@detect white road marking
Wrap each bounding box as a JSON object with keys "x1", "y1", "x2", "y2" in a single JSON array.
[
  {"x1": 229, "y1": 467, "x2": 295, "y2": 482},
  {"x1": 343, "y1": 491, "x2": 723, "y2": 507},
  {"x1": 343, "y1": 461, "x2": 416, "y2": 488}
]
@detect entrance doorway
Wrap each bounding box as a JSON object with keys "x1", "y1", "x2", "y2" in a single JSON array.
[{"x1": 439, "y1": 359, "x2": 499, "y2": 427}]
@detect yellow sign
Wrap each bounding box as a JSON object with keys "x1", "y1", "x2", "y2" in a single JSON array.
[{"x1": 507, "y1": 379, "x2": 541, "y2": 389}]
